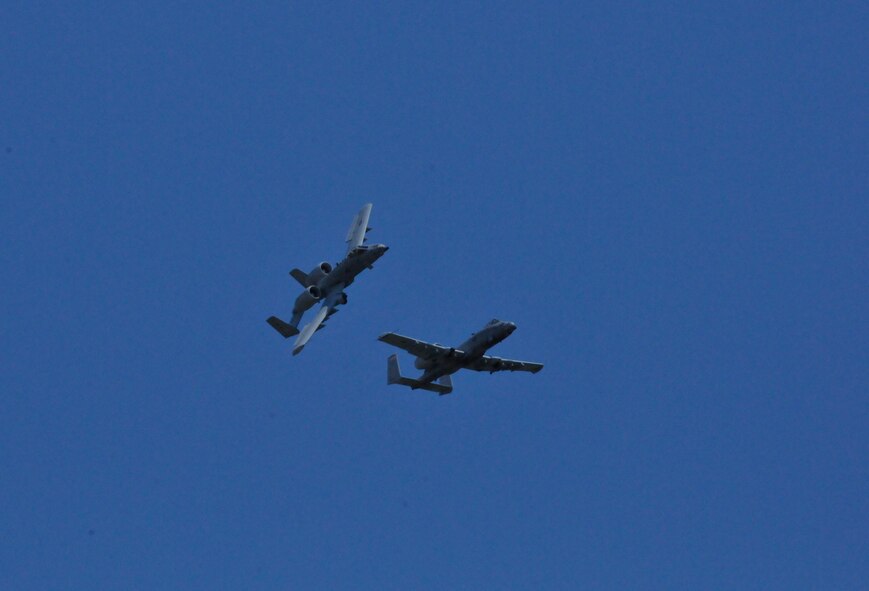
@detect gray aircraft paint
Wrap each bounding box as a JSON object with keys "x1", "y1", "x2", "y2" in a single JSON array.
[
  {"x1": 379, "y1": 320, "x2": 543, "y2": 395},
  {"x1": 267, "y1": 203, "x2": 388, "y2": 355}
]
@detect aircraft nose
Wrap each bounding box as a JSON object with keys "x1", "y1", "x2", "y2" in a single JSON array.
[{"x1": 506, "y1": 322, "x2": 517, "y2": 332}]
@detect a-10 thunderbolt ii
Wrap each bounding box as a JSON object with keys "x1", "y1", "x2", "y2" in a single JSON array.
[
  {"x1": 267, "y1": 203, "x2": 388, "y2": 355},
  {"x1": 378, "y1": 319, "x2": 543, "y2": 395}
]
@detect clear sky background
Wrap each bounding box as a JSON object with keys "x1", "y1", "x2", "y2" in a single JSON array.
[{"x1": 1, "y1": 2, "x2": 867, "y2": 589}]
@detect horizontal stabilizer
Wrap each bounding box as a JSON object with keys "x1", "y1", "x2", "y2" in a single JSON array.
[
  {"x1": 387, "y1": 354, "x2": 453, "y2": 395},
  {"x1": 267, "y1": 316, "x2": 299, "y2": 338},
  {"x1": 289, "y1": 269, "x2": 308, "y2": 287}
]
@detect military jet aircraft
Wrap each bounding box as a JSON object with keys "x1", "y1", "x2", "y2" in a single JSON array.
[
  {"x1": 267, "y1": 203, "x2": 388, "y2": 355},
  {"x1": 378, "y1": 319, "x2": 543, "y2": 395}
]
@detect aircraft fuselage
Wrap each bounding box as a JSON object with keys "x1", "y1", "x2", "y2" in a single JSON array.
[
  {"x1": 319, "y1": 243, "x2": 389, "y2": 294},
  {"x1": 415, "y1": 320, "x2": 517, "y2": 383}
]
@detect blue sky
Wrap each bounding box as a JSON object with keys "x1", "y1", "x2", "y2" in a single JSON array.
[{"x1": 1, "y1": 2, "x2": 867, "y2": 589}]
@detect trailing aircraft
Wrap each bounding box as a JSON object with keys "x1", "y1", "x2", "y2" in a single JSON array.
[{"x1": 267, "y1": 203, "x2": 388, "y2": 355}]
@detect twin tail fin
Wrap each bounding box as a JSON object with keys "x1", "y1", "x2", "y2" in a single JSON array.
[{"x1": 266, "y1": 316, "x2": 300, "y2": 338}]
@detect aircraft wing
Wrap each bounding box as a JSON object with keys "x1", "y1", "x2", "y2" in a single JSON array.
[
  {"x1": 377, "y1": 332, "x2": 449, "y2": 359},
  {"x1": 292, "y1": 287, "x2": 344, "y2": 355},
  {"x1": 345, "y1": 203, "x2": 373, "y2": 254},
  {"x1": 467, "y1": 355, "x2": 544, "y2": 374}
]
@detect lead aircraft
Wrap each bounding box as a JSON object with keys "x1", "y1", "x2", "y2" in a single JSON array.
[
  {"x1": 378, "y1": 319, "x2": 543, "y2": 395},
  {"x1": 267, "y1": 203, "x2": 388, "y2": 355}
]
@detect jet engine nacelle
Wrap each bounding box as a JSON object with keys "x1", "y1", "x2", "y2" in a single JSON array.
[
  {"x1": 293, "y1": 285, "x2": 322, "y2": 313},
  {"x1": 414, "y1": 356, "x2": 431, "y2": 370},
  {"x1": 306, "y1": 262, "x2": 333, "y2": 285}
]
